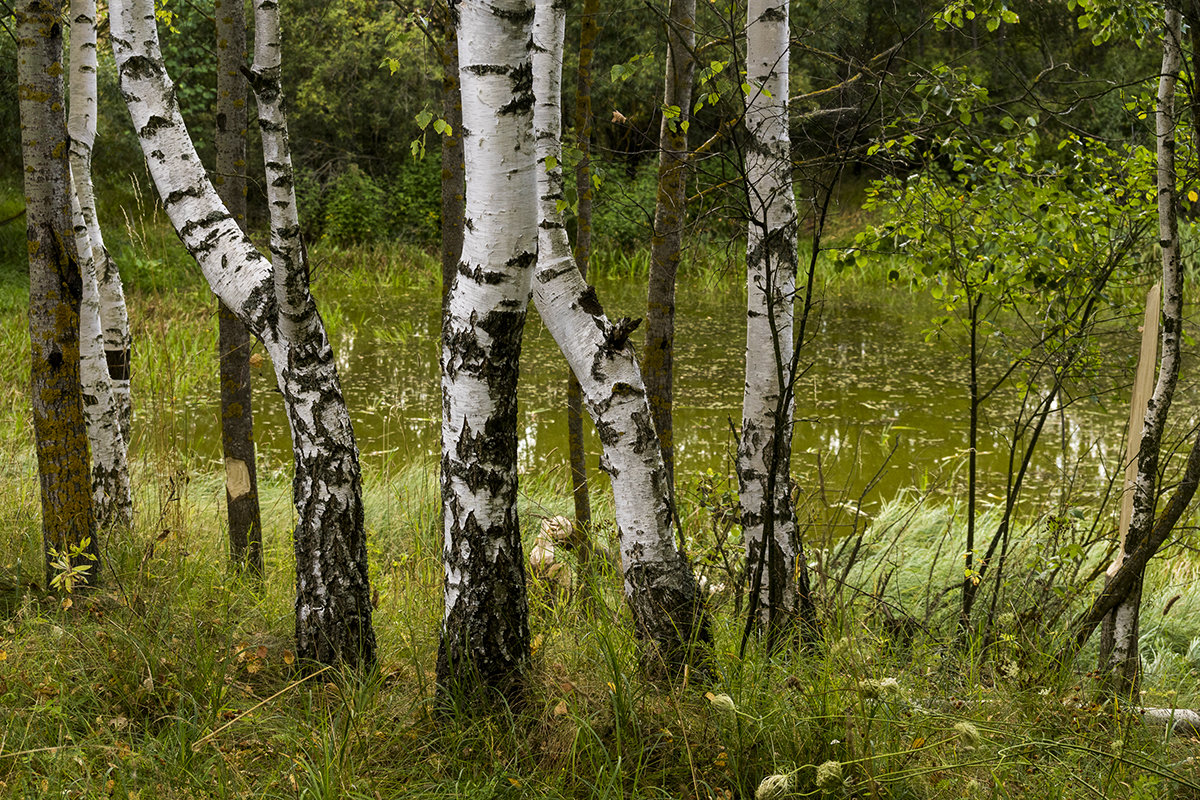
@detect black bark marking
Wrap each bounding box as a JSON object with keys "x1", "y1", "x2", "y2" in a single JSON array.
[
  {"x1": 534, "y1": 263, "x2": 574, "y2": 284},
  {"x1": 138, "y1": 114, "x2": 172, "y2": 138},
  {"x1": 165, "y1": 185, "x2": 203, "y2": 206},
  {"x1": 577, "y1": 284, "x2": 603, "y2": 317},
  {"x1": 178, "y1": 209, "x2": 232, "y2": 241}
]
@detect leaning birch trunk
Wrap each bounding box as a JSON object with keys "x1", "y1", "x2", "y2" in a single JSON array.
[
  {"x1": 215, "y1": 0, "x2": 263, "y2": 574},
  {"x1": 68, "y1": 0, "x2": 133, "y2": 530},
  {"x1": 66, "y1": 0, "x2": 131, "y2": 444},
  {"x1": 738, "y1": 0, "x2": 814, "y2": 642},
  {"x1": 645, "y1": 0, "x2": 697, "y2": 490},
  {"x1": 1099, "y1": 7, "x2": 1185, "y2": 696},
  {"x1": 532, "y1": 0, "x2": 710, "y2": 671},
  {"x1": 437, "y1": 0, "x2": 535, "y2": 702},
  {"x1": 18, "y1": 0, "x2": 100, "y2": 586},
  {"x1": 111, "y1": 0, "x2": 376, "y2": 666}
]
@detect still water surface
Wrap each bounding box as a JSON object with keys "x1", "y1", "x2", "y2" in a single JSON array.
[{"x1": 185, "y1": 273, "x2": 1186, "y2": 513}]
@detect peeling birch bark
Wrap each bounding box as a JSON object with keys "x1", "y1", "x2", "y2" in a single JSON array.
[
  {"x1": 738, "y1": 0, "x2": 815, "y2": 642},
  {"x1": 437, "y1": 0, "x2": 535, "y2": 702},
  {"x1": 111, "y1": 0, "x2": 375, "y2": 666},
  {"x1": 18, "y1": 0, "x2": 100, "y2": 586},
  {"x1": 531, "y1": 0, "x2": 709, "y2": 671},
  {"x1": 68, "y1": 0, "x2": 133, "y2": 531},
  {"x1": 1099, "y1": 8, "x2": 1184, "y2": 695}
]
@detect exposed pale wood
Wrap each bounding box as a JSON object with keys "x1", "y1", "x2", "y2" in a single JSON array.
[{"x1": 1110, "y1": 284, "x2": 1160, "y2": 578}]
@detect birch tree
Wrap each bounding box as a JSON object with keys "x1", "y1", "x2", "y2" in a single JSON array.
[
  {"x1": 66, "y1": 0, "x2": 132, "y2": 446},
  {"x1": 1097, "y1": 6, "x2": 1184, "y2": 695},
  {"x1": 68, "y1": 0, "x2": 133, "y2": 530},
  {"x1": 738, "y1": 0, "x2": 816, "y2": 643},
  {"x1": 110, "y1": 0, "x2": 376, "y2": 665},
  {"x1": 70, "y1": 178, "x2": 132, "y2": 531},
  {"x1": 18, "y1": 0, "x2": 100, "y2": 586},
  {"x1": 438, "y1": 0, "x2": 536, "y2": 701},
  {"x1": 645, "y1": 0, "x2": 697, "y2": 490},
  {"x1": 214, "y1": 0, "x2": 263, "y2": 573},
  {"x1": 532, "y1": 0, "x2": 710, "y2": 670}
]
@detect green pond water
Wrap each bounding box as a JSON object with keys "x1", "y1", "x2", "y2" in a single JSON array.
[{"x1": 179, "y1": 272, "x2": 1187, "y2": 518}]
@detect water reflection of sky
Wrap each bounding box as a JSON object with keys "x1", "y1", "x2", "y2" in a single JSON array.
[{"x1": 180, "y1": 274, "x2": 1198, "y2": 513}]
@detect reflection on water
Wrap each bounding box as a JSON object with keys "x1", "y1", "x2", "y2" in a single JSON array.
[{"x1": 181, "y1": 273, "x2": 1196, "y2": 513}]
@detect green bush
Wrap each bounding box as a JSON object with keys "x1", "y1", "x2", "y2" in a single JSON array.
[
  {"x1": 321, "y1": 164, "x2": 386, "y2": 247},
  {"x1": 384, "y1": 155, "x2": 441, "y2": 246},
  {"x1": 590, "y1": 160, "x2": 657, "y2": 251}
]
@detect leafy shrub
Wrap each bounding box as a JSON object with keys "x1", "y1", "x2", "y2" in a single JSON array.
[
  {"x1": 321, "y1": 164, "x2": 386, "y2": 246},
  {"x1": 384, "y1": 156, "x2": 441, "y2": 246},
  {"x1": 590, "y1": 160, "x2": 657, "y2": 251}
]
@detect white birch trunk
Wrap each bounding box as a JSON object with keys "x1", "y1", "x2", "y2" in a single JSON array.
[
  {"x1": 1100, "y1": 7, "x2": 1185, "y2": 694},
  {"x1": 530, "y1": 0, "x2": 709, "y2": 668},
  {"x1": 110, "y1": 0, "x2": 375, "y2": 665},
  {"x1": 70, "y1": 174, "x2": 133, "y2": 530},
  {"x1": 437, "y1": 0, "x2": 535, "y2": 700},
  {"x1": 69, "y1": 0, "x2": 133, "y2": 530},
  {"x1": 67, "y1": 0, "x2": 132, "y2": 443},
  {"x1": 739, "y1": 0, "x2": 811, "y2": 638}
]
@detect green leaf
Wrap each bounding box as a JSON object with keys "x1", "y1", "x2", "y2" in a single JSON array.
[
  {"x1": 415, "y1": 109, "x2": 433, "y2": 130},
  {"x1": 545, "y1": 155, "x2": 558, "y2": 171}
]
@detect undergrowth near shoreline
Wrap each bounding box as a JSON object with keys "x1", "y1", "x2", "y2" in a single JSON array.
[{"x1": 1, "y1": 456, "x2": 1200, "y2": 798}]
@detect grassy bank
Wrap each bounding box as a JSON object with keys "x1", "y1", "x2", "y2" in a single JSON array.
[{"x1": 2, "y1": 459, "x2": 1200, "y2": 797}]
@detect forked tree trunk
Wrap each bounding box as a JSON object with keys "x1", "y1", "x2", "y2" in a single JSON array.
[
  {"x1": 70, "y1": 177, "x2": 133, "y2": 531},
  {"x1": 532, "y1": 0, "x2": 710, "y2": 672},
  {"x1": 18, "y1": 0, "x2": 100, "y2": 586},
  {"x1": 68, "y1": 0, "x2": 133, "y2": 530},
  {"x1": 645, "y1": 0, "x2": 697, "y2": 491},
  {"x1": 214, "y1": 0, "x2": 263, "y2": 574},
  {"x1": 66, "y1": 0, "x2": 131, "y2": 444},
  {"x1": 437, "y1": 0, "x2": 535, "y2": 703},
  {"x1": 566, "y1": 0, "x2": 600, "y2": 540},
  {"x1": 111, "y1": 0, "x2": 376, "y2": 666},
  {"x1": 1098, "y1": 6, "x2": 1185, "y2": 696},
  {"x1": 739, "y1": 0, "x2": 814, "y2": 643}
]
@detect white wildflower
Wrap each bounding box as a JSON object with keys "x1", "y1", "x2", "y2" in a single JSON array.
[
  {"x1": 707, "y1": 692, "x2": 737, "y2": 715},
  {"x1": 755, "y1": 773, "x2": 790, "y2": 800},
  {"x1": 954, "y1": 721, "x2": 981, "y2": 748},
  {"x1": 858, "y1": 677, "x2": 901, "y2": 700},
  {"x1": 815, "y1": 760, "x2": 843, "y2": 790}
]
